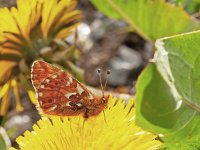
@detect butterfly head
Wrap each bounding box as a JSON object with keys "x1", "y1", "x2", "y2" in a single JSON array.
[
  {"x1": 86, "y1": 69, "x2": 109, "y2": 116},
  {"x1": 83, "y1": 69, "x2": 110, "y2": 119}
]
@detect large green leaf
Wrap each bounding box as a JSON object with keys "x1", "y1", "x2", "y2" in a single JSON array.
[
  {"x1": 136, "y1": 30, "x2": 200, "y2": 148},
  {"x1": 136, "y1": 63, "x2": 195, "y2": 134},
  {"x1": 155, "y1": 30, "x2": 200, "y2": 109},
  {"x1": 91, "y1": 0, "x2": 199, "y2": 41}
]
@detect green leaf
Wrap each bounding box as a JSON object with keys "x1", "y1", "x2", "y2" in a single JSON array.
[
  {"x1": 0, "y1": 135, "x2": 7, "y2": 150},
  {"x1": 0, "y1": 127, "x2": 10, "y2": 150},
  {"x1": 91, "y1": 0, "x2": 199, "y2": 41},
  {"x1": 135, "y1": 63, "x2": 195, "y2": 134},
  {"x1": 136, "y1": 30, "x2": 200, "y2": 148},
  {"x1": 163, "y1": 114, "x2": 200, "y2": 149},
  {"x1": 155, "y1": 30, "x2": 200, "y2": 111}
]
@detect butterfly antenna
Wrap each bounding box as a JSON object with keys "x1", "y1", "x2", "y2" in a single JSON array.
[
  {"x1": 97, "y1": 68, "x2": 104, "y2": 98},
  {"x1": 104, "y1": 69, "x2": 110, "y2": 90}
]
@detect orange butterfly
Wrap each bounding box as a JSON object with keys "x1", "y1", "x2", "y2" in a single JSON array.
[{"x1": 31, "y1": 60, "x2": 109, "y2": 119}]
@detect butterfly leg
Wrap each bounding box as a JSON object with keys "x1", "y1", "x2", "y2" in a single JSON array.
[
  {"x1": 83, "y1": 108, "x2": 89, "y2": 119},
  {"x1": 81, "y1": 109, "x2": 90, "y2": 137}
]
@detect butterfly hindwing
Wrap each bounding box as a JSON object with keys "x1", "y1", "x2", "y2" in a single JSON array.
[{"x1": 31, "y1": 60, "x2": 96, "y2": 116}]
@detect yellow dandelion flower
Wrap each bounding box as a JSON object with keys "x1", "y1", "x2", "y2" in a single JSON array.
[
  {"x1": 0, "y1": 0, "x2": 81, "y2": 67},
  {"x1": 0, "y1": 0, "x2": 81, "y2": 114},
  {"x1": 0, "y1": 79, "x2": 23, "y2": 115},
  {"x1": 11, "y1": 96, "x2": 162, "y2": 150}
]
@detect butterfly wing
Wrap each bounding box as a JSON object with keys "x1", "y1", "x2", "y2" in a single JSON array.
[{"x1": 31, "y1": 60, "x2": 96, "y2": 116}]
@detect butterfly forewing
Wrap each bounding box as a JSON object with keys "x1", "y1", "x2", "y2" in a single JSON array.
[
  {"x1": 31, "y1": 60, "x2": 96, "y2": 116},
  {"x1": 31, "y1": 61, "x2": 60, "y2": 89}
]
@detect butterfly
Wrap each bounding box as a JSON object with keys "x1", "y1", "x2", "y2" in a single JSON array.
[{"x1": 31, "y1": 60, "x2": 109, "y2": 119}]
